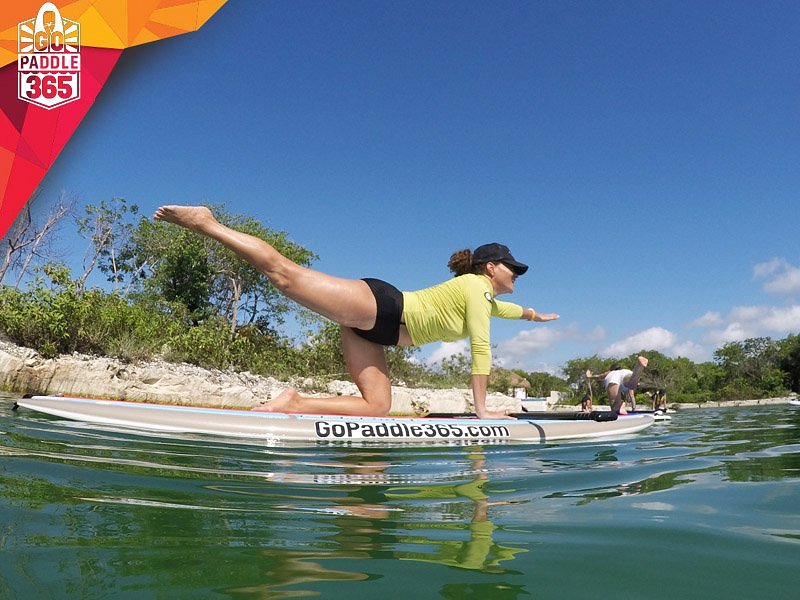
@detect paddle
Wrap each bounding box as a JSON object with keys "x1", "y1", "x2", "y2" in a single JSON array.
[{"x1": 425, "y1": 410, "x2": 619, "y2": 422}]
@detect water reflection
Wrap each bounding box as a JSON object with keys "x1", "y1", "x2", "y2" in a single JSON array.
[
  {"x1": 1, "y1": 397, "x2": 533, "y2": 597},
  {"x1": 384, "y1": 448, "x2": 526, "y2": 572},
  {"x1": 256, "y1": 447, "x2": 529, "y2": 596}
]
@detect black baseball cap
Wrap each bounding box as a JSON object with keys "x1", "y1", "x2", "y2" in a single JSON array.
[{"x1": 472, "y1": 243, "x2": 529, "y2": 275}]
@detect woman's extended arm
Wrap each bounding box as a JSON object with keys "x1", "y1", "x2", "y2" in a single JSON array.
[
  {"x1": 492, "y1": 300, "x2": 559, "y2": 323},
  {"x1": 585, "y1": 369, "x2": 610, "y2": 379},
  {"x1": 521, "y1": 307, "x2": 559, "y2": 322}
]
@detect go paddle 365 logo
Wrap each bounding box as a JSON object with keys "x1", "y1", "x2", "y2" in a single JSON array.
[{"x1": 17, "y1": 2, "x2": 81, "y2": 109}]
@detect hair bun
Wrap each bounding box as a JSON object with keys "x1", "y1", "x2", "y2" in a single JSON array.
[{"x1": 447, "y1": 249, "x2": 473, "y2": 276}]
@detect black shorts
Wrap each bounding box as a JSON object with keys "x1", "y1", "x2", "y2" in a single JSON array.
[{"x1": 352, "y1": 278, "x2": 404, "y2": 346}]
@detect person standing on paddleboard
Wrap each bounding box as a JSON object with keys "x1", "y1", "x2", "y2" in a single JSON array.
[{"x1": 153, "y1": 205, "x2": 559, "y2": 419}]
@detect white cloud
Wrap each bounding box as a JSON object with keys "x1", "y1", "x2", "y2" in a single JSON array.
[
  {"x1": 689, "y1": 311, "x2": 722, "y2": 328},
  {"x1": 584, "y1": 325, "x2": 606, "y2": 341},
  {"x1": 601, "y1": 327, "x2": 677, "y2": 357},
  {"x1": 495, "y1": 323, "x2": 606, "y2": 366},
  {"x1": 671, "y1": 341, "x2": 708, "y2": 362},
  {"x1": 761, "y1": 305, "x2": 800, "y2": 330},
  {"x1": 753, "y1": 257, "x2": 786, "y2": 278},
  {"x1": 424, "y1": 324, "x2": 605, "y2": 372},
  {"x1": 682, "y1": 259, "x2": 800, "y2": 353},
  {"x1": 426, "y1": 340, "x2": 469, "y2": 364},
  {"x1": 597, "y1": 327, "x2": 711, "y2": 361},
  {"x1": 524, "y1": 362, "x2": 565, "y2": 376},
  {"x1": 754, "y1": 258, "x2": 800, "y2": 295},
  {"x1": 704, "y1": 322, "x2": 751, "y2": 345},
  {"x1": 729, "y1": 305, "x2": 769, "y2": 321},
  {"x1": 703, "y1": 305, "x2": 800, "y2": 345},
  {"x1": 765, "y1": 272, "x2": 800, "y2": 295}
]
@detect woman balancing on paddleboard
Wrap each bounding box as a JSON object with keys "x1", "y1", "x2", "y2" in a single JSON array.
[
  {"x1": 153, "y1": 206, "x2": 559, "y2": 419},
  {"x1": 584, "y1": 356, "x2": 649, "y2": 415}
]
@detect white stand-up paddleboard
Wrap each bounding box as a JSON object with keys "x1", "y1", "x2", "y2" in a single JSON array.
[{"x1": 16, "y1": 395, "x2": 654, "y2": 444}]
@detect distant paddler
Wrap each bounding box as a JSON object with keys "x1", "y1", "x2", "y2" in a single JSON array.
[{"x1": 585, "y1": 356, "x2": 649, "y2": 414}]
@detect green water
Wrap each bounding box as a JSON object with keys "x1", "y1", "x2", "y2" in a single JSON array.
[{"x1": 1, "y1": 394, "x2": 798, "y2": 599}]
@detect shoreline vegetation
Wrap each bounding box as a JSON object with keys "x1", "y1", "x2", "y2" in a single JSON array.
[
  {"x1": 0, "y1": 340, "x2": 795, "y2": 414},
  {"x1": 1, "y1": 200, "x2": 799, "y2": 412}
]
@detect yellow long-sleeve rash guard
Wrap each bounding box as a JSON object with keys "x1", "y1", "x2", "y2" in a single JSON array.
[{"x1": 401, "y1": 274, "x2": 524, "y2": 375}]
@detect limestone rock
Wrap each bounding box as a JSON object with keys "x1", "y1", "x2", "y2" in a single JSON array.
[{"x1": 0, "y1": 340, "x2": 518, "y2": 414}]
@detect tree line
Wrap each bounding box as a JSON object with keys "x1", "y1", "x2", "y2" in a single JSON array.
[{"x1": 1, "y1": 197, "x2": 798, "y2": 403}]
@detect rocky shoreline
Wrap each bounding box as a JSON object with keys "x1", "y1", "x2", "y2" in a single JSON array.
[
  {"x1": 0, "y1": 340, "x2": 517, "y2": 415},
  {"x1": 0, "y1": 340, "x2": 795, "y2": 414}
]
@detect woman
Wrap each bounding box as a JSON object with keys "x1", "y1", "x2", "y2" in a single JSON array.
[
  {"x1": 585, "y1": 356, "x2": 649, "y2": 414},
  {"x1": 154, "y1": 205, "x2": 559, "y2": 418}
]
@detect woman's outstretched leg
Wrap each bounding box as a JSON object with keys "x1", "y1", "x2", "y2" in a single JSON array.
[
  {"x1": 154, "y1": 205, "x2": 394, "y2": 416},
  {"x1": 622, "y1": 356, "x2": 649, "y2": 390},
  {"x1": 154, "y1": 205, "x2": 377, "y2": 329}
]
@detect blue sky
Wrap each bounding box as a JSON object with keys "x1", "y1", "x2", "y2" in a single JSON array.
[{"x1": 25, "y1": 0, "x2": 800, "y2": 374}]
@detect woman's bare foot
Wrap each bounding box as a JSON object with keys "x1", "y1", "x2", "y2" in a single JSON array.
[
  {"x1": 251, "y1": 387, "x2": 301, "y2": 413},
  {"x1": 153, "y1": 205, "x2": 216, "y2": 233}
]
